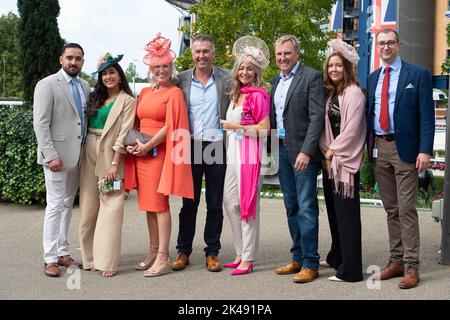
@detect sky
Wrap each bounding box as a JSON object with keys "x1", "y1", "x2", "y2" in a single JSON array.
[{"x1": 0, "y1": 0, "x2": 185, "y2": 78}]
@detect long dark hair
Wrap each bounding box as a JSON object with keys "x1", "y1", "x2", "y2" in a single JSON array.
[
  {"x1": 86, "y1": 63, "x2": 133, "y2": 116},
  {"x1": 323, "y1": 51, "x2": 359, "y2": 98}
]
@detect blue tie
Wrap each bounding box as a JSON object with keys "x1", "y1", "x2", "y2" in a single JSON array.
[{"x1": 70, "y1": 78, "x2": 83, "y2": 135}]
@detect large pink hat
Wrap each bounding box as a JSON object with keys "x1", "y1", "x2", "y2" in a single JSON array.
[{"x1": 143, "y1": 33, "x2": 177, "y2": 66}]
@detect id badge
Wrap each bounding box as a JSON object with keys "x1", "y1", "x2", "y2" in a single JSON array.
[
  {"x1": 235, "y1": 130, "x2": 244, "y2": 140},
  {"x1": 372, "y1": 148, "x2": 378, "y2": 159},
  {"x1": 278, "y1": 128, "x2": 286, "y2": 139},
  {"x1": 152, "y1": 146, "x2": 158, "y2": 157},
  {"x1": 113, "y1": 180, "x2": 121, "y2": 191}
]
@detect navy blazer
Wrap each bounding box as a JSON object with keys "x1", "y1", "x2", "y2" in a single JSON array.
[{"x1": 366, "y1": 59, "x2": 435, "y2": 164}]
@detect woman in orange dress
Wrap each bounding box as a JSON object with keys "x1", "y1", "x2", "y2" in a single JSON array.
[{"x1": 125, "y1": 33, "x2": 193, "y2": 277}]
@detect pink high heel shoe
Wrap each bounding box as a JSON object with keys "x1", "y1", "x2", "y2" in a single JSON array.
[
  {"x1": 231, "y1": 262, "x2": 254, "y2": 276},
  {"x1": 224, "y1": 258, "x2": 242, "y2": 269}
]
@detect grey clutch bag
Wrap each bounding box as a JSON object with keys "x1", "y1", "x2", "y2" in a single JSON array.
[{"x1": 124, "y1": 128, "x2": 152, "y2": 146}]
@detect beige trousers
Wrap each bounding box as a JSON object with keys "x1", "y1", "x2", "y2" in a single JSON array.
[
  {"x1": 79, "y1": 133, "x2": 125, "y2": 272},
  {"x1": 373, "y1": 137, "x2": 420, "y2": 264}
]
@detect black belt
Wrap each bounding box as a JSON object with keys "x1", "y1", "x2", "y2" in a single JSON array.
[
  {"x1": 193, "y1": 140, "x2": 213, "y2": 147},
  {"x1": 376, "y1": 134, "x2": 395, "y2": 142}
]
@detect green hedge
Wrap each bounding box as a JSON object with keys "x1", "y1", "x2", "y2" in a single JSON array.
[{"x1": 0, "y1": 105, "x2": 46, "y2": 204}]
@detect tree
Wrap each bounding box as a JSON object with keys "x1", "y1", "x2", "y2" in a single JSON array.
[
  {"x1": 176, "y1": 0, "x2": 335, "y2": 79},
  {"x1": 0, "y1": 12, "x2": 22, "y2": 97},
  {"x1": 441, "y1": 23, "x2": 450, "y2": 74},
  {"x1": 18, "y1": 0, "x2": 64, "y2": 103},
  {"x1": 125, "y1": 62, "x2": 146, "y2": 82}
]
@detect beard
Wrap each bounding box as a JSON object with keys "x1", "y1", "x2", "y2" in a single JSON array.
[{"x1": 63, "y1": 65, "x2": 80, "y2": 77}]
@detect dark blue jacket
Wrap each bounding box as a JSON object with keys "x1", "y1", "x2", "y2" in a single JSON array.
[{"x1": 366, "y1": 59, "x2": 435, "y2": 163}]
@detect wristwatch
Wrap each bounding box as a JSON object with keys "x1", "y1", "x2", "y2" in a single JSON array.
[{"x1": 111, "y1": 161, "x2": 118, "y2": 166}]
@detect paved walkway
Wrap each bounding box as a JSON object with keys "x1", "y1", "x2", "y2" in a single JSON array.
[{"x1": 0, "y1": 191, "x2": 449, "y2": 300}]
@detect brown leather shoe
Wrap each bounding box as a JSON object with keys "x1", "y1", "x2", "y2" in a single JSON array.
[
  {"x1": 44, "y1": 263, "x2": 60, "y2": 277},
  {"x1": 276, "y1": 261, "x2": 302, "y2": 275},
  {"x1": 206, "y1": 256, "x2": 222, "y2": 272},
  {"x1": 58, "y1": 255, "x2": 82, "y2": 268},
  {"x1": 293, "y1": 267, "x2": 319, "y2": 283},
  {"x1": 399, "y1": 268, "x2": 420, "y2": 289},
  {"x1": 380, "y1": 262, "x2": 404, "y2": 280},
  {"x1": 171, "y1": 253, "x2": 190, "y2": 271}
]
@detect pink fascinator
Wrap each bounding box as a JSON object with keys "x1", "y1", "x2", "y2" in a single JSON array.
[
  {"x1": 143, "y1": 33, "x2": 177, "y2": 66},
  {"x1": 328, "y1": 39, "x2": 360, "y2": 65}
]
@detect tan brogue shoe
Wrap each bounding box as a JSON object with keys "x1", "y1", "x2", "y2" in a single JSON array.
[
  {"x1": 275, "y1": 261, "x2": 302, "y2": 275},
  {"x1": 206, "y1": 256, "x2": 222, "y2": 272},
  {"x1": 293, "y1": 268, "x2": 319, "y2": 283},
  {"x1": 44, "y1": 263, "x2": 60, "y2": 277},
  {"x1": 379, "y1": 262, "x2": 404, "y2": 280},
  {"x1": 57, "y1": 256, "x2": 82, "y2": 268},
  {"x1": 398, "y1": 268, "x2": 420, "y2": 289},
  {"x1": 171, "y1": 253, "x2": 190, "y2": 271}
]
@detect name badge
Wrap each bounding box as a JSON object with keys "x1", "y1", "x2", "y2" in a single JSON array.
[
  {"x1": 113, "y1": 180, "x2": 121, "y2": 191},
  {"x1": 278, "y1": 128, "x2": 286, "y2": 139},
  {"x1": 372, "y1": 148, "x2": 378, "y2": 159}
]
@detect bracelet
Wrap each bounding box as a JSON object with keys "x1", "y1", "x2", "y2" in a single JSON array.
[
  {"x1": 325, "y1": 155, "x2": 332, "y2": 160},
  {"x1": 111, "y1": 161, "x2": 118, "y2": 166}
]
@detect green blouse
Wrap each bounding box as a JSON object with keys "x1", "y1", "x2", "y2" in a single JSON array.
[{"x1": 88, "y1": 99, "x2": 116, "y2": 129}]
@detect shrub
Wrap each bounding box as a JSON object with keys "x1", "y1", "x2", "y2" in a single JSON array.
[
  {"x1": 0, "y1": 105, "x2": 45, "y2": 204},
  {"x1": 360, "y1": 151, "x2": 376, "y2": 191}
]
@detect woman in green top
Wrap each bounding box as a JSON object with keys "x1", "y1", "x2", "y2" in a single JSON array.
[{"x1": 79, "y1": 53, "x2": 136, "y2": 277}]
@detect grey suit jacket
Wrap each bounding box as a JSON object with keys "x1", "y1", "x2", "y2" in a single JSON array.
[
  {"x1": 33, "y1": 69, "x2": 90, "y2": 170},
  {"x1": 270, "y1": 63, "x2": 325, "y2": 163},
  {"x1": 177, "y1": 66, "x2": 231, "y2": 122}
]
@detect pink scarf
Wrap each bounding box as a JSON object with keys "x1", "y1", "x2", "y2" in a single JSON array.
[
  {"x1": 319, "y1": 84, "x2": 366, "y2": 198},
  {"x1": 239, "y1": 86, "x2": 270, "y2": 222}
]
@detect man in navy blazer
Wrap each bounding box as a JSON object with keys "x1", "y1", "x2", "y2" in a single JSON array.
[{"x1": 366, "y1": 29, "x2": 434, "y2": 289}]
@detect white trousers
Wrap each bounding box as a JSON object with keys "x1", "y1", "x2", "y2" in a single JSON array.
[
  {"x1": 223, "y1": 161, "x2": 262, "y2": 262},
  {"x1": 43, "y1": 166, "x2": 79, "y2": 264}
]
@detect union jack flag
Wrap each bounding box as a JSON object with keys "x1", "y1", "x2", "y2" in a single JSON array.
[{"x1": 370, "y1": 0, "x2": 397, "y2": 71}]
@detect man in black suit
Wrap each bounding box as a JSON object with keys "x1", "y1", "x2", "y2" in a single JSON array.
[{"x1": 271, "y1": 35, "x2": 325, "y2": 283}]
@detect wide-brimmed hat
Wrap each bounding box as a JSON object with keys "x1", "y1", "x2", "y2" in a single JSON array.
[
  {"x1": 143, "y1": 33, "x2": 177, "y2": 66},
  {"x1": 94, "y1": 52, "x2": 124, "y2": 74},
  {"x1": 232, "y1": 35, "x2": 270, "y2": 68},
  {"x1": 328, "y1": 39, "x2": 360, "y2": 65}
]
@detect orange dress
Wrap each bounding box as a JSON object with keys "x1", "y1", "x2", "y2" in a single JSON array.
[{"x1": 125, "y1": 86, "x2": 194, "y2": 212}]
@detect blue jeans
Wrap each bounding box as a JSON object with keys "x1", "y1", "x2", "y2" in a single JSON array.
[{"x1": 277, "y1": 144, "x2": 320, "y2": 270}]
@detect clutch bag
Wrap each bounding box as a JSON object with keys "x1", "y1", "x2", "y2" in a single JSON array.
[{"x1": 124, "y1": 128, "x2": 152, "y2": 146}]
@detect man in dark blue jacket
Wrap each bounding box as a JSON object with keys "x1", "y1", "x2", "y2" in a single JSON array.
[{"x1": 366, "y1": 29, "x2": 435, "y2": 289}]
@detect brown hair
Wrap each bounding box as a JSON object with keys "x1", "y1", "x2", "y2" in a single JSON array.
[{"x1": 323, "y1": 51, "x2": 359, "y2": 98}]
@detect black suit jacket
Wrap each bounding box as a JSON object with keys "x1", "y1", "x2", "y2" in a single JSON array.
[{"x1": 270, "y1": 63, "x2": 326, "y2": 163}]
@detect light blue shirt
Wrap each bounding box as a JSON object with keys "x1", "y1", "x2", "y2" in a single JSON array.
[
  {"x1": 273, "y1": 61, "x2": 300, "y2": 130},
  {"x1": 61, "y1": 69, "x2": 87, "y2": 116},
  {"x1": 374, "y1": 56, "x2": 402, "y2": 135},
  {"x1": 188, "y1": 70, "x2": 221, "y2": 141}
]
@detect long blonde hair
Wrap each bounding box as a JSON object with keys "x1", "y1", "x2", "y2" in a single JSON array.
[{"x1": 229, "y1": 57, "x2": 269, "y2": 103}]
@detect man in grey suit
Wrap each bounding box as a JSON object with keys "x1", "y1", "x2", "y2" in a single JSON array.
[
  {"x1": 172, "y1": 34, "x2": 230, "y2": 272},
  {"x1": 33, "y1": 43, "x2": 90, "y2": 277},
  {"x1": 271, "y1": 35, "x2": 325, "y2": 283}
]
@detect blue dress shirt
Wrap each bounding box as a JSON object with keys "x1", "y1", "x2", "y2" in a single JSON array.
[
  {"x1": 273, "y1": 62, "x2": 300, "y2": 130},
  {"x1": 374, "y1": 56, "x2": 402, "y2": 135},
  {"x1": 188, "y1": 70, "x2": 221, "y2": 141}
]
